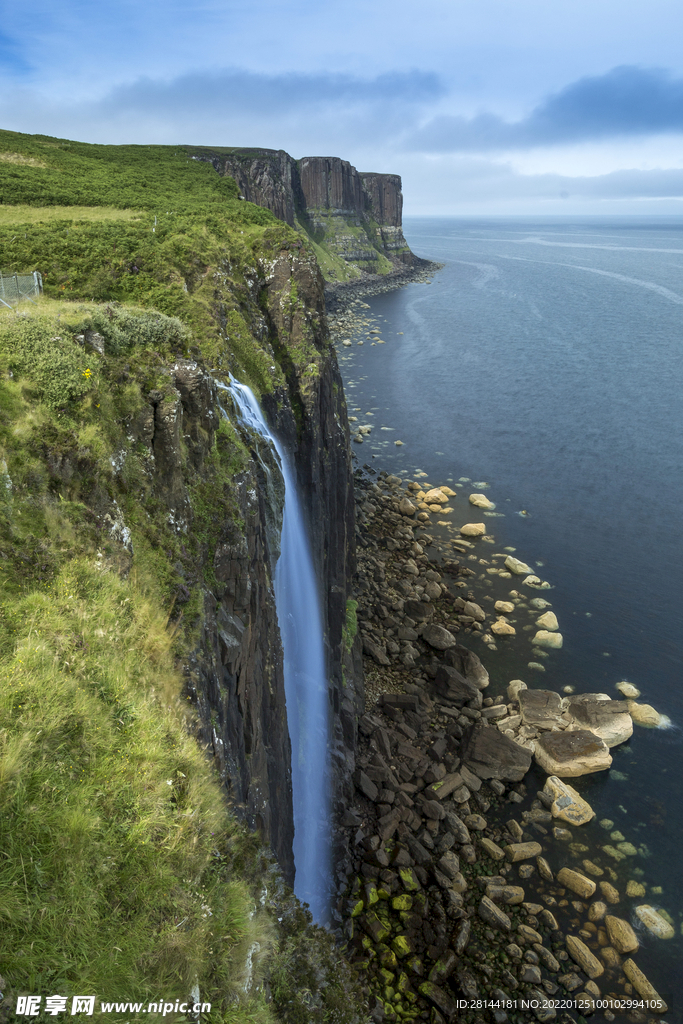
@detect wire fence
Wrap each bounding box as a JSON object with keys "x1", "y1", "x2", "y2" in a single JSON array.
[{"x1": 0, "y1": 271, "x2": 43, "y2": 309}]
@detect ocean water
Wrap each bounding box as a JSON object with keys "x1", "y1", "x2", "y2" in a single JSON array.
[{"x1": 337, "y1": 217, "x2": 683, "y2": 1009}]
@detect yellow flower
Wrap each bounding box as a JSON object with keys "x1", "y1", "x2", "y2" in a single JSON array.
[{"x1": 82, "y1": 368, "x2": 92, "y2": 378}]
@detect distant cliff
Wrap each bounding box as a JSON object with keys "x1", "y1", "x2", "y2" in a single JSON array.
[{"x1": 190, "y1": 147, "x2": 420, "y2": 282}]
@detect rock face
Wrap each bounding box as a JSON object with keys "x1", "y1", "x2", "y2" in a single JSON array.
[
  {"x1": 189, "y1": 146, "x2": 420, "y2": 275},
  {"x1": 180, "y1": 246, "x2": 363, "y2": 882},
  {"x1": 534, "y1": 729, "x2": 612, "y2": 776}
]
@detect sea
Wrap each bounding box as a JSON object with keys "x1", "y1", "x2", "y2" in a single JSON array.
[{"x1": 335, "y1": 217, "x2": 683, "y2": 1013}]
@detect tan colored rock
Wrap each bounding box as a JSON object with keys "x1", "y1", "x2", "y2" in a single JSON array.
[
  {"x1": 536, "y1": 856, "x2": 553, "y2": 881},
  {"x1": 626, "y1": 880, "x2": 646, "y2": 897},
  {"x1": 622, "y1": 959, "x2": 668, "y2": 1012},
  {"x1": 505, "y1": 841, "x2": 542, "y2": 863},
  {"x1": 399, "y1": 497, "x2": 417, "y2": 516},
  {"x1": 495, "y1": 600, "x2": 515, "y2": 613},
  {"x1": 544, "y1": 776, "x2": 595, "y2": 825},
  {"x1": 440, "y1": 486, "x2": 457, "y2": 497},
  {"x1": 469, "y1": 492, "x2": 495, "y2": 509},
  {"x1": 479, "y1": 837, "x2": 505, "y2": 861},
  {"x1": 505, "y1": 555, "x2": 533, "y2": 575},
  {"x1": 460, "y1": 522, "x2": 486, "y2": 537},
  {"x1": 600, "y1": 946, "x2": 621, "y2": 969},
  {"x1": 605, "y1": 915, "x2": 638, "y2": 953},
  {"x1": 565, "y1": 935, "x2": 604, "y2": 979},
  {"x1": 627, "y1": 701, "x2": 663, "y2": 727},
  {"x1": 519, "y1": 690, "x2": 566, "y2": 730},
  {"x1": 566, "y1": 696, "x2": 633, "y2": 748},
  {"x1": 557, "y1": 867, "x2": 596, "y2": 898},
  {"x1": 463, "y1": 601, "x2": 486, "y2": 622},
  {"x1": 532, "y1": 629, "x2": 563, "y2": 649},
  {"x1": 507, "y1": 679, "x2": 527, "y2": 700},
  {"x1": 491, "y1": 620, "x2": 516, "y2": 636},
  {"x1": 535, "y1": 611, "x2": 559, "y2": 631},
  {"x1": 598, "y1": 881, "x2": 620, "y2": 904},
  {"x1": 634, "y1": 905, "x2": 675, "y2": 939},
  {"x1": 425, "y1": 488, "x2": 448, "y2": 504},
  {"x1": 588, "y1": 901, "x2": 607, "y2": 922},
  {"x1": 534, "y1": 729, "x2": 612, "y2": 777},
  {"x1": 486, "y1": 884, "x2": 525, "y2": 905},
  {"x1": 616, "y1": 681, "x2": 641, "y2": 699}
]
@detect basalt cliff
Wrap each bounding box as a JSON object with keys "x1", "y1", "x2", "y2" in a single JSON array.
[{"x1": 190, "y1": 146, "x2": 423, "y2": 282}]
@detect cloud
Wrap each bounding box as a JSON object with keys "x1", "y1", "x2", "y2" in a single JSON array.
[{"x1": 407, "y1": 66, "x2": 683, "y2": 152}]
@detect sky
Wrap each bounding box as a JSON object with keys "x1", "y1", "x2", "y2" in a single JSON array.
[{"x1": 1, "y1": 0, "x2": 683, "y2": 214}]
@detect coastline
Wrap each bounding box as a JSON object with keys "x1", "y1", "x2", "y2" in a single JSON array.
[
  {"x1": 327, "y1": 288, "x2": 674, "y2": 1022},
  {"x1": 324, "y1": 259, "x2": 443, "y2": 313}
]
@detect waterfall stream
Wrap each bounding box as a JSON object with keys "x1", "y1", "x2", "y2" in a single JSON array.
[{"x1": 218, "y1": 379, "x2": 331, "y2": 922}]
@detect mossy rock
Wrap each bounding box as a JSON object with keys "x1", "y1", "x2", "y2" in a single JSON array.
[
  {"x1": 391, "y1": 935, "x2": 413, "y2": 959},
  {"x1": 392, "y1": 894, "x2": 413, "y2": 912}
]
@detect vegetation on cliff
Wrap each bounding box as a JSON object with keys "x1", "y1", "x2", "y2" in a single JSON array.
[{"x1": 0, "y1": 130, "x2": 367, "y2": 1022}]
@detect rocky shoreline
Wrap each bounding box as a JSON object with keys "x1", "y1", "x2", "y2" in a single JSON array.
[
  {"x1": 324, "y1": 259, "x2": 443, "y2": 313},
  {"x1": 330, "y1": 467, "x2": 672, "y2": 1024}
]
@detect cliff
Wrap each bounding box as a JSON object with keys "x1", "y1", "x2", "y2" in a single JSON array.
[
  {"x1": 190, "y1": 146, "x2": 419, "y2": 281},
  {"x1": 0, "y1": 129, "x2": 368, "y2": 1019}
]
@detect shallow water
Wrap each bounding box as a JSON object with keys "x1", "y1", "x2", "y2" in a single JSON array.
[{"x1": 336, "y1": 217, "x2": 683, "y2": 1010}]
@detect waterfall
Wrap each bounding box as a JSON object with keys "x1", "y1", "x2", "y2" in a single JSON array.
[{"x1": 217, "y1": 379, "x2": 331, "y2": 922}]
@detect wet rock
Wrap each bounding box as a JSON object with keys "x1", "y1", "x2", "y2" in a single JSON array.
[
  {"x1": 534, "y1": 730, "x2": 612, "y2": 776},
  {"x1": 460, "y1": 523, "x2": 486, "y2": 537},
  {"x1": 634, "y1": 905, "x2": 675, "y2": 939},
  {"x1": 399, "y1": 497, "x2": 417, "y2": 516},
  {"x1": 461, "y1": 721, "x2": 533, "y2": 782},
  {"x1": 566, "y1": 697, "x2": 633, "y2": 748},
  {"x1": 505, "y1": 556, "x2": 533, "y2": 575},
  {"x1": 418, "y1": 981, "x2": 457, "y2": 1019},
  {"x1": 495, "y1": 601, "x2": 516, "y2": 614},
  {"x1": 616, "y1": 681, "x2": 641, "y2": 699},
  {"x1": 605, "y1": 915, "x2": 639, "y2": 953},
  {"x1": 518, "y1": 689, "x2": 566, "y2": 730},
  {"x1": 532, "y1": 629, "x2": 563, "y2": 649},
  {"x1": 505, "y1": 842, "x2": 542, "y2": 863},
  {"x1": 517, "y1": 923, "x2": 542, "y2": 944},
  {"x1": 451, "y1": 918, "x2": 471, "y2": 955},
  {"x1": 556, "y1": 867, "x2": 596, "y2": 898},
  {"x1": 543, "y1": 775, "x2": 595, "y2": 825},
  {"x1": 627, "y1": 701, "x2": 664, "y2": 728},
  {"x1": 588, "y1": 901, "x2": 607, "y2": 922},
  {"x1": 565, "y1": 935, "x2": 604, "y2": 979},
  {"x1": 536, "y1": 856, "x2": 554, "y2": 881},
  {"x1": 480, "y1": 837, "x2": 505, "y2": 861},
  {"x1": 422, "y1": 623, "x2": 458, "y2": 650},
  {"x1": 622, "y1": 959, "x2": 668, "y2": 1012},
  {"x1": 478, "y1": 895, "x2": 512, "y2": 931},
  {"x1": 469, "y1": 492, "x2": 495, "y2": 509},
  {"x1": 535, "y1": 611, "x2": 559, "y2": 631},
  {"x1": 486, "y1": 884, "x2": 525, "y2": 905},
  {"x1": 598, "y1": 881, "x2": 620, "y2": 904},
  {"x1": 491, "y1": 620, "x2": 516, "y2": 636}
]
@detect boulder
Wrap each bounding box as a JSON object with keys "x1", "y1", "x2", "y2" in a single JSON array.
[
  {"x1": 505, "y1": 841, "x2": 542, "y2": 863},
  {"x1": 627, "y1": 701, "x2": 664, "y2": 727},
  {"x1": 463, "y1": 600, "x2": 486, "y2": 622},
  {"x1": 362, "y1": 637, "x2": 390, "y2": 665},
  {"x1": 634, "y1": 905, "x2": 675, "y2": 939},
  {"x1": 507, "y1": 679, "x2": 527, "y2": 700},
  {"x1": 404, "y1": 598, "x2": 433, "y2": 621},
  {"x1": 622, "y1": 960, "x2": 668, "y2": 1012},
  {"x1": 444, "y1": 644, "x2": 490, "y2": 689},
  {"x1": 566, "y1": 697, "x2": 633, "y2": 748},
  {"x1": 461, "y1": 721, "x2": 533, "y2": 782},
  {"x1": 518, "y1": 689, "x2": 566, "y2": 730},
  {"x1": 605, "y1": 915, "x2": 639, "y2": 953},
  {"x1": 556, "y1": 867, "x2": 596, "y2": 898},
  {"x1": 422, "y1": 623, "x2": 458, "y2": 650},
  {"x1": 433, "y1": 665, "x2": 482, "y2": 708},
  {"x1": 565, "y1": 936, "x2": 604, "y2": 979},
  {"x1": 478, "y1": 895, "x2": 511, "y2": 931},
  {"x1": 425, "y1": 488, "x2": 448, "y2": 504},
  {"x1": 399, "y1": 497, "x2": 417, "y2": 516},
  {"x1": 535, "y1": 611, "x2": 559, "y2": 631},
  {"x1": 469, "y1": 493, "x2": 495, "y2": 509},
  {"x1": 534, "y1": 729, "x2": 612, "y2": 777},
  {"x1": 491, "y1": 620, "x2": 516, "y2": 636},
  {"x1": 532, "y1": 630, "x2": 563, "y2": 649},
  {"x1": 505, "y1": 556, "x2": 533, "y2": 575},
  {"x1": 495, "y1": 601, "x2": 515, "y2": 613},
  {"x1": 460, "y1": 523, "x2": 486, "y2": 537},
  {"x1": 543, "y1": 776, "x2": 595, "y2": 825},
  {"x1": 616, "y1": 681, "x2": 640, "y2": 699}
]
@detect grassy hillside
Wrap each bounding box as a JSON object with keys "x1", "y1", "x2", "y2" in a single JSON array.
[{"x1": 0, "y1": 131, "x2": 367, "y2": 1023}]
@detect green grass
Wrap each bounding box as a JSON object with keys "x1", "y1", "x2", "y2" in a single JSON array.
[{"x1": 0, "y1": 205, "x2": 145, "y2": 226}]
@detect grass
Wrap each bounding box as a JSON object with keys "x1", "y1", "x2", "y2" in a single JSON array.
[{"x1": 0, "y1": 205, "x2": 145, "y2": 226}]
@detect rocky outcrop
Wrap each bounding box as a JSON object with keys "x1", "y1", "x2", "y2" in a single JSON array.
[{"x1": 189, "y1": 146, "x2": 419, "y2": 274}]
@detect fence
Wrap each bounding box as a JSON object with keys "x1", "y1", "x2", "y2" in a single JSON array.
[{"x1": 0, "y1": 271, "x2": 43, "y2": 308}]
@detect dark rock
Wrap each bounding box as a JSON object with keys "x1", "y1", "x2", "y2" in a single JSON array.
[
  {"x1": 363, "y1": 636, "x2": 390, "y2": 665},
  {"x1": 433, "y1": 665, "x2": 482, "y2": 708},
  {"x1": 443, "y1": 644, "x2": 490, "y2": 690},
  {"x1": 354, "y1": 770, "x2": 379, "y2": 801},
  {"x1": 418, "y1": 981, "x2": 457, "y2": 1020},
  {"x1": 443, "y1": 810, "x2": 471, "y2": 844},
  {"x1": 460, "y1": 721, "x2": 533, "y2": 782},
  {"x1": 518, "y1": 689, "x2": 565, "y2": 730},
  {"x1": 380, "y1": 693, "x2": 420, "y2": 712}
]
